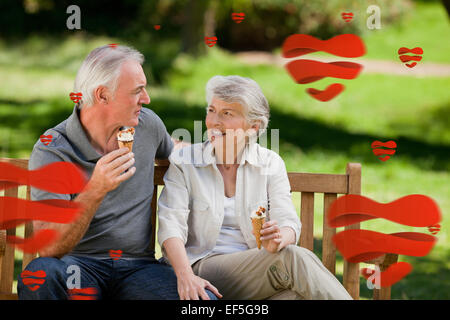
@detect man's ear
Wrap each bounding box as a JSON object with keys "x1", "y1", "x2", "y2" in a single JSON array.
[{"x1": 94, "y1": 86, "x2": 110, "y2": 104}]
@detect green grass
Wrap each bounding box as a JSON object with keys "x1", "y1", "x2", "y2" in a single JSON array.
[{"x1": 362, "y1": 2, "x2": 450, "y2": 63}]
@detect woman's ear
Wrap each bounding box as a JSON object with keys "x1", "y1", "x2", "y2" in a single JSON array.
[
  {"x1": 251, "y1": 121, "x2": 261, "y2": 134},
  {"x1": 246, "y1": 121, "x2": 261, "y2": 143}
]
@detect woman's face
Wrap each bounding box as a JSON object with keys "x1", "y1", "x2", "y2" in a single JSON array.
[{"x1": 205, "y1": 97, "x2": 259, "y2": 163}]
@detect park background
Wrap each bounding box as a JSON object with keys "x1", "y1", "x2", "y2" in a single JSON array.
[{"x1": 0, "y1": 0, "x2": 449, "y2": 299}]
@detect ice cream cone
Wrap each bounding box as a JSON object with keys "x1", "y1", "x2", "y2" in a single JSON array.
[
  {"x1": 252, "y1": 217, "x2": 265, "y2": 249},
  {"x1": 251, "y1": 206, "x2": 266, "y2": 250},
  {"x1": 118, "y1": 140, "x2": 133, "y2": 153},
  {"x1": 117, "y1": 127, "x2": 135, "y2": 153}
]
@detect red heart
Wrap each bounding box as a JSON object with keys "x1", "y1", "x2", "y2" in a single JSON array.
[
  {"x1": 282, "y1": 34, "x2": 365, "y2": 102},
  {"x1": 205, "y1": 36, "x2": 218, "y2": 47},
  {"x1": 68, "y1": 287, "x2": 98, "y2": 300},
  {"x1": 40, "y1": 135, "x2": 53, "y2": 146},
  {"x1": 361, "y1": 262, "x2": 413, "y2": 288},
  {"x1": 341, "y1": 12, "x2": 353, "y2": 22},
  {"x1": 21, "y1": 270, "x2": 47, "y2": 292},
  {"x1": 109, "y1": 249, "x2": 123, "y2": 260},
  {"x1": 371, "y1": 140, "x2": 397, "y2": 161},
  {"x1": 398, "y1": 47, "x2": 423, "y2": 68},
  {"x1": 231, "y1": 13, "x2": 245, "y2": 24},
  {"x1": 306, "y1": 83, "x2": 344, "y2": 102},
  {"x1": 69, "y1": 92, "x2": 82, "y2": 103}
]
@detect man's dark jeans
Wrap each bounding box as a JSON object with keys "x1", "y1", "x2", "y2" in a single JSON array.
[{"x1": 18, "y1": 255, "x2": 217, "y2": 300}]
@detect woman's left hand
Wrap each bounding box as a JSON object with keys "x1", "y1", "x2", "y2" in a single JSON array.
[{"x1": 259, "y1": 220, "x2": 283, "y2": 253}]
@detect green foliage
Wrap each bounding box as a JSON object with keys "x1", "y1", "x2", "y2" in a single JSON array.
[{"x1": 213, "y1": 0, "x2": 412, "y2": 51}]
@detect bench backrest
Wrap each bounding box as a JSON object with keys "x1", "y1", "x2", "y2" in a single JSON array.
[{"x1": 0, "y1": 158, "x2": 362, "y2": 300}]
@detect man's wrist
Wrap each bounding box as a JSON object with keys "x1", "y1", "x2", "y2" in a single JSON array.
[{"x1": 82, "y1": 180, "x2": 108, "y2": 202}]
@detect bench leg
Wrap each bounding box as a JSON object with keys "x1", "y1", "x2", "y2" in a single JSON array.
[{"x1": 372, "y1": 253, "x2": 399, "y2": 300}]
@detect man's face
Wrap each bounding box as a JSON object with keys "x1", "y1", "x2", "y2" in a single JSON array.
[{"x1": 109, "y1": 60, "x2": 150, "y2": 127}]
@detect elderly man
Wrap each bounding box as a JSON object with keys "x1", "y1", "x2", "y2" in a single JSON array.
[{"x1": 17, "y1": 45, "x2": 219, "y2": 300}]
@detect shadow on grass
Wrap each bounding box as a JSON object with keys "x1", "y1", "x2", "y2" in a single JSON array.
[
  {"x1": 1, "y1": 95, "x2": 449, "y2": 171},
  {"x1": 152, "y1": 97, "x2": 450, "y2": 171},
  {"x1": 268, "y1": 103, "x2": 450, "y2": 171},
  {"x1": 388, "y1": 254, "x2": 450, "y2": 300}
]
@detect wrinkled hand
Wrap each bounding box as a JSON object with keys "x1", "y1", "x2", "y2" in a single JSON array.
[
  {"x1": 87, "y1": 147, "x2": 135, "y2": 196},
  {"x1": 260, "y1": 220, "x2": 283, "y2": 253},
  {"x1": 177, "y1": 272, "x2": 222, "y2": 300}
]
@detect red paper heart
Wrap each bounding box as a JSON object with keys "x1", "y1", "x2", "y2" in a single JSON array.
[
  {"x1": 341, "y1": 12, "x2": 353, "y2": 22},
  {"x1": 21, "y1": 270, "x2": 47, "y2": 292},
  {"x1": 40, "y1": 135, "x2": 53, "y2": 146},
  {"x1": 398, "y1": 47, "x2": 423, "y2": 68},
  {"x1": 306, "y1": 83, "x2": 344, "y2": 101},
  {"x1": 205, "y1": 36, "x2": 217, "y2": 47}
]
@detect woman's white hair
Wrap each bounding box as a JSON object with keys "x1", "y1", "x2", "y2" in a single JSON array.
[
  {"x1": 74, "y1": 45, "x2": 144, "y2": 108},
  {"x1": 205, "y1": 75, "x2": 270, "y2": 135}
]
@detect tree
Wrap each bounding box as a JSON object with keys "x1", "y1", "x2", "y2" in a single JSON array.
[{"x1": 181, "y1": 0, "x2": 211, "y2": 56}]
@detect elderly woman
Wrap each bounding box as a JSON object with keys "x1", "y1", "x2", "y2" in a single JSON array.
[{"x1": 157, "y1": 75, "x2": 352, "y2": 300}]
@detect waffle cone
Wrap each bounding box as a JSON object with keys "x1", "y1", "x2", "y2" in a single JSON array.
[
  {"x1": 118, "y1": 140, "x2": 134, "y2": 153},
  {"x1": 252, "y1": 217, "x2": 265, "y2": 249}
]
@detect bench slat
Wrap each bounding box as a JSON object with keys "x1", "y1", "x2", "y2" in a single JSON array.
[
  {"x1": 150, "y1": 186, "x2": 158, "y2": 253},
  {"x1": 22, "y1": 186, "x2": 36, "y2": 270},
  {"x1": 155, "y1": 166, "x2": 349, "y2": 195},
  {"x1": 342, "y1": 163, "x2": 361, "y2": 300},
  {"x1": 0, "y1": 187, "x2": 18, "y2": 294},
  {"x1": 154, "y1": 166, "x2": 167, "y2": 185},
  {"x1": 288, "y1": 173, "x2": 347, "y2": 194},
  {"x1": 0, "y1": 230, "x2": 6, "y2": 276},
  {"x1": 322, "y1": 193, "x2": 337, "y2": 275},
  {"x1": 299, "y1": 192, "x2": 314, "y2": 251}
]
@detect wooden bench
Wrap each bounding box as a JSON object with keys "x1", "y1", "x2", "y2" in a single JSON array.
[{"x1": 0, "y1": 158, "x2": 397, "y2": 300}]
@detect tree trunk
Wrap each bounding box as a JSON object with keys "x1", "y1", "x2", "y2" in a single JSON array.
[
  {"x1": 442, "y1": 0, "x2": 450, "y2": 17},
  {"x1": 181, "y1": 0, "x2": 212, "y2": 56}
]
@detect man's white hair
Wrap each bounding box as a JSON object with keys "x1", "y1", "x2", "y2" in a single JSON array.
[
  {"x1": 74, "y1": 45, "x2": 144, "y2": 108},
  {"x1": 205, "y1": 75, "x2": 270, "y2": 135}
]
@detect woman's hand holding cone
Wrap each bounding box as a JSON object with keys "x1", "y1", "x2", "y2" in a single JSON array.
[{"x1": 254, "y1": 220, "x2": 283, "y2": 253}]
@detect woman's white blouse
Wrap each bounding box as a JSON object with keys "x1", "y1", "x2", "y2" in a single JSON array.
[
  {"x1": 212, "y1": 195, "x2": 249, "y2": 255},
  {"x1": 157, "y1": 141, "x2": 301, "y2": 266}
]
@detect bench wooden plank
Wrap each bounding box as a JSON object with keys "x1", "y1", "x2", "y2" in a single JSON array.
[
  {"x1": 0, "y1": 186, "x2": 18, "y2": 294},
  {"x1": 342, "y1": 163, "x2": 361, "y2": 300},
  {"x1": 0, "y1": 158, "x2": 28, "y2": 169},
  {"x1": 150, "y1": 186, "x2": 158, "y2": 252},
  {"x1": 322, "y1": 193, "x2": 337, "y2": 275},
  {"x1": 156, "y1": 165, "x2": 349, "y2": 195},
  {"x1": 22, "y1": 186, "x2": 36, "y2": 270},
  {"x1": 373, "y1": 253, "x2": 399, "y2": 300},
  {"x1": 288, "y1": 173, "x2": 347, "y2": 194},
  {"x1": 0, "y1": 230, "x2": 6, "y2": 277},
  {"x1": 0, "y1": 293, "x2": 18, "y2": 300},
  {"x1": 154, "y1": 166, "x2": 167, "y2": 185},
  {"x1": 299, "y1": 192, "x2": 314, "y2": 251}
]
